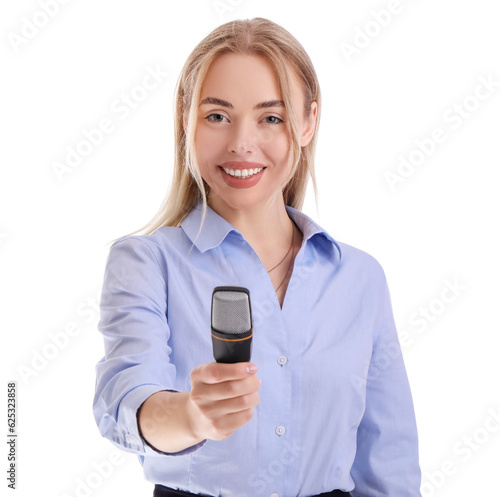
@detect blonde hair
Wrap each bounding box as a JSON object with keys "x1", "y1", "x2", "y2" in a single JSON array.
[{"x1": 124, "y1": 17, "x2": 321, "y2": 243}]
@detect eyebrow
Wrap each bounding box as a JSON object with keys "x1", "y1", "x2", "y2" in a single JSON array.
[{"x1": 199, "y1": 97, "x2": 285, "y2": 109}]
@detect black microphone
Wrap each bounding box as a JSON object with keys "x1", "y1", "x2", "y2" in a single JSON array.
[{"x1": 211, "y1": 286, "x2": 253, "y2": 363}]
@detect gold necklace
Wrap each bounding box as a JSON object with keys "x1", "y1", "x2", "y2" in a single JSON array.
[
  {"x1": 267, "y1": 223, "x2": 294, "y2": 273},
  {"x1": 267, "y1": 222, "x2": 296, "y2": 294}
]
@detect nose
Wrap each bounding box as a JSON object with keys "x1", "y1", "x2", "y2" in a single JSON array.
[{"x1": 228, "y1": 119, "x2": 256, "y2": 155}]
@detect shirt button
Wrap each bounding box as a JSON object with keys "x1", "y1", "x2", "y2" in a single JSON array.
[
  {"x1": 275, "y1": 425, "x2": 286, "y2": 436},
  {"x1": 277, "y1": 355, "x2": 288, "y2": 365},
  {"x1": 270, "y1": 493, "x2": 279, "y2": 497}
]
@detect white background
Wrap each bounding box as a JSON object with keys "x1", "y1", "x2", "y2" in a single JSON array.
[{"x1": 1, "y1": 1, "x2": 499, "y2": 496}]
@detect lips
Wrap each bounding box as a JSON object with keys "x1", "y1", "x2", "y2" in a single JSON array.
[{"x1": 218, "y1": 162, "x2": 266, "y2": 189}]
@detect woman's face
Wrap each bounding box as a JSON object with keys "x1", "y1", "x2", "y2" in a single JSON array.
[{"x1": 194, "y1": 53, "x2": 316, "y2": 214}]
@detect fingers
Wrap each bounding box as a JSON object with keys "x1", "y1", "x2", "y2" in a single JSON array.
[
  {"x1": 192, "y1": 375, "x2": 261, "y2": 402},
  {"x1": 193, "y1": 383, "x2": 260, "y2": 413},
  {"x1": 208, "y1": 390, "x2": 260, "y2": 415},
  {"x1": 208, "y1": 406, "x2": 257, "y2": 441},
  {"x1": 191, "y1": 362, "x2": 258, "y2": 385},
  {"x1": 188, "y1": 362, "x2": 261, "y2": 441},
  {"x1": 190, "y1": 362, "x2": 260, "y2": 401}
]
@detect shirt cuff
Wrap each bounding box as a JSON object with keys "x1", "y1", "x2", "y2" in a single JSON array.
[{"x1": 119, "y1": 384, "x2": 207, "y2": 456}]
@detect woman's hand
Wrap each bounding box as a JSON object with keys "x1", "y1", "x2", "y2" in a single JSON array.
[
  {"x1": 137, "y1": 362, "x2": 260, "y2": 453},
  {"x1": 186, "y1": 362, "x2": 261, "y2": 441}
]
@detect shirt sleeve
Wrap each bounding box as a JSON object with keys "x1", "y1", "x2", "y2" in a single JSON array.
[
  {"x1": 350, "y1": 265, "x2": 422, "y2": 497},
  {"x1": 92, "y1": 236, "x2": 206, "y2": 457}
]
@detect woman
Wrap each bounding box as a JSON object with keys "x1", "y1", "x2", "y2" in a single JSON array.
[{"x1": 93, "y1": 17, "x2": 422, "y2": 497}]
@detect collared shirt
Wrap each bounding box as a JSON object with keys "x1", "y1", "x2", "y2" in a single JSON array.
[{"x1": 93, "y1": 200, "x2": 422, "y2": 497}]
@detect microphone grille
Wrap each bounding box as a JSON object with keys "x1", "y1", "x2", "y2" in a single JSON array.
[{"x1": 212, "y1": 288, "x2": 252, "y2": 334}]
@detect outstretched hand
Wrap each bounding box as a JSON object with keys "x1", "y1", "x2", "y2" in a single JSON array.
[{"x1": 187, "y1": 362, "x2": 261, "y2": 441}]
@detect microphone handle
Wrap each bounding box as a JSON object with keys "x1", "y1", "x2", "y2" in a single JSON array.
[{"x1": 211, "y1": 329, "x2": 252, "y2": 364}]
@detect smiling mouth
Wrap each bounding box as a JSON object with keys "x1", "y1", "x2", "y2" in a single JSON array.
[{"x1": 220, "y1": 166, "x2": 264, "y2": 178}]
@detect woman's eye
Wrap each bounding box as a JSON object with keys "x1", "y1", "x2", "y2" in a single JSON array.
[
  {"x1": 205, "y1": 113, "x2": 227, "y2": 123},
  {"x1": 264, "y1": 115, "x2": 284, "y2": 125}
]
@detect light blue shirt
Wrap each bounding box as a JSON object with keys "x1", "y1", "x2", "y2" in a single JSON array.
[{"x1": 93, "y1": 200, "x2": 421, "y2": 497}]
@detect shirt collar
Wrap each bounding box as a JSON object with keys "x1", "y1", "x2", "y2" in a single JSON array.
[
  {"x1": 285, "y1": 204, "x2": 342, "y2": 262},
  {"x1": 180, "y1": 200, "x2": 342, "y2": 262}
]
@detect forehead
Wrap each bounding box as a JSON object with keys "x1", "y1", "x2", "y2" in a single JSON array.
[{"x1": 199, "y1": 53, "x2": 303, "y2": 108}]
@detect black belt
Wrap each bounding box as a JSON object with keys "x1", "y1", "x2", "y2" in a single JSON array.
[{"x1": 154, "y1": 484, "x2": 351, "y2": 497}]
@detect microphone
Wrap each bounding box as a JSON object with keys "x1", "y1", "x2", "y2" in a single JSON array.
[{"x1": 211, "y1": 286, "x2": 253, "y2": 363}]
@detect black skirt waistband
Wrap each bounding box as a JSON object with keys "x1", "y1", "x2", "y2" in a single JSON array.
[{"x1": 153, "y1": 484, "x2": 351, "y2": 497}]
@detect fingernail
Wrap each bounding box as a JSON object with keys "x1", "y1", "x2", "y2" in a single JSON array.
[{"x1": 246, "y1": 364, "x2": 258, "y2": 374}]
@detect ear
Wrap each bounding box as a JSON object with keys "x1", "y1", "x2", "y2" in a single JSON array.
[{"x1": 300, "y1": 101, "x2": 318, "y2": 147}]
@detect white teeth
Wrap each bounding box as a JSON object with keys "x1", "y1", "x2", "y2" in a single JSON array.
[{"x1": 222, "y1": 167, "x2": 263, "y2": 178}]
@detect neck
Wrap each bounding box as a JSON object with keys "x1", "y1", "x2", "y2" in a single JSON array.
[{"x1": 207, "y1": 195, "x2": 296, "y2": 256}]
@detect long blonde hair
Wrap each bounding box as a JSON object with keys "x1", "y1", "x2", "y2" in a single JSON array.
[{"x1": 124, "y1": 17, "x2": 321, "y2": 242}]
